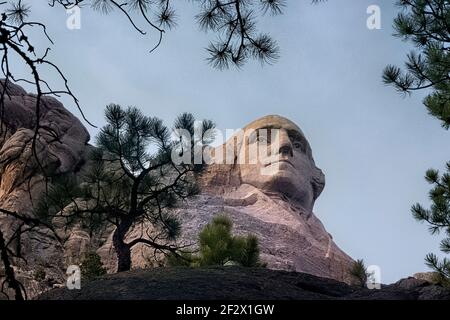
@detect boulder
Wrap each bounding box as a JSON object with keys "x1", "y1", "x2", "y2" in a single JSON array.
[{"x1": 0, "y1": 81, "x2": 91, "y2": 298}]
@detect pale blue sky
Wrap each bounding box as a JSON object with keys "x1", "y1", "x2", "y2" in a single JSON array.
[{"x1": 10, "y1": 0, "x2": 450, "y2": 283}]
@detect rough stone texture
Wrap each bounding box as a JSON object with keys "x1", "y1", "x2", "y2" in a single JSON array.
[
  {"x1": 99, "y1": 186, "x2": 353, "y2": 283},
  {"x1": 413, "y1": 271, "x2": 441, "y2": 284},
  {"x1": 37, "y1": 267, "x2": 450, "y2": 300},
  {"x1": 0, "y1": 81, "x2": 91, "y2": 298},
  {"x1": 98, "y1": 115, "x2": 354, "y2": 283},
  {"x1": 0, "y1": 83, "x2": 358, "y2": 296}
]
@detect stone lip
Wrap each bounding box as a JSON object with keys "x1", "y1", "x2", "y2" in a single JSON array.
[{"x1": 37, "y1": 267, "x2": 450, "y2": 300}]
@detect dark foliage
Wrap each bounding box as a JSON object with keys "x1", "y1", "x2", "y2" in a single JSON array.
[
  {"x1": 348, "y1": 259, "x2": 368, "y2": 288},
  {"x1": 36, "y1": 105, "x2": 215, "y2": 272},
  {"x1": 168, "y1": 215, "x2": 264, "y2": 268},
  {"x1": 383, "y1": 0, "x2": 450, "y2": 129},
  {"x1": 80, "y1": 252, "x2": 107, "y2": 281},
  {"x1": 384, "y1": 0, "x2": 450, "y2": 282},
  {"x1": 412, "y1": 165, "x2": 450, "y2": 280}
]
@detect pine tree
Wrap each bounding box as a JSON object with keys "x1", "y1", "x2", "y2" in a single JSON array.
[
  {"x1": 199, "y1": 215, "x2": 236, "y2": 266},
  {"x1": 80, "y1": 252, "x2": 107, "y2": 281},
  {"x1": 36, "y1": 104, "x2": 215, "y2": 272},
  {"x1": 167, "y1": 215, "x2": 263, "y2": 268},
  {"x1": 383, "y1": 0, "x2": 450, "y2": 281},
  {"x1": 349, "y1": 259, "x2": 369, "y2": 288},
  {"x1": 238, "y1": 235, "x2": 262, "y2": 268},
  {"x1": 383, "y1": 0, "x2": 450, "y2": 129},
  {"x1": 412, "y1": 165, "x2": 450, "y2": 280}
]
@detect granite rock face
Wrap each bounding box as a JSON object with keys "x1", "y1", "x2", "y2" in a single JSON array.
[
  {"x1": 98, "y1": 115, "x2": 354, "y2": 283},
  {"x1": 0, "y1": 83, "x2": 354, "y2": 297},
  {"x1": 0, "y1": 82, "x2": 91, "y2": 297}
]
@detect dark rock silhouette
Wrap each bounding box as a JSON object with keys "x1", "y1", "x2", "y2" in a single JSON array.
[{"x1": 38, "y1": 267, "x2": 450, "y2": 300}]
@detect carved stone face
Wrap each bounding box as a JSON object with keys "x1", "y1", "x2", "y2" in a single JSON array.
[{"x1": 237, "y1": 115, "x2": 325, "y2": 212}]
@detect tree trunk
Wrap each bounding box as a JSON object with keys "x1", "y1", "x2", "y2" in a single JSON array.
[
  {"x1": 115, "y1": 240, "x2": 131, "y2": 272},
  {"x1": 112, "y1": 218, "x2": 133, "y2": 272},
  {"x1": 0, "y1": 228, "x2": 24, "y2": 300}
]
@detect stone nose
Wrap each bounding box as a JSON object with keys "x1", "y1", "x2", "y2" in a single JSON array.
[{"x1": 278, "y1": 130, "x2": 293, "y2": 157}]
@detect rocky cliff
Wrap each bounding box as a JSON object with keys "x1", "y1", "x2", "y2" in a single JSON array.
[
  {"x1": 0, "y1": 83, "x2": 354, "y2": 298},
  {"x1": 98, "y1": 115, "x2": 354, "y2": 283},
  {"x1": 0, "y1": 81, "x2": 92, "y2": 297}
]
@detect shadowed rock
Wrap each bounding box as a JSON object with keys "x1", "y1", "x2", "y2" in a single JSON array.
[
  {"x1": 37, "y1": 267, "x2": 450, "y2": 300},
  {"x1": 0, "y1": 81, "x2": 91, "y2": 297}
]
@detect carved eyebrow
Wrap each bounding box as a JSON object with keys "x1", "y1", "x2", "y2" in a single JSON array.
[
  {"x1": 287, "y1": 129, "x2": 304, "y2": 143},
  {"x1": 252, "y1": 126, "x2": 306, "y2": 144},
  {"x1": 287, "y1": 129, "x2": 309, "y2": 153},
  {"x1": 253, "y1": 126, "x2": 312, "y2": 157}
]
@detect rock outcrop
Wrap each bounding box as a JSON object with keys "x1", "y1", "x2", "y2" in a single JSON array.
[
  {"x1": 0, "y1": 81, "x2": 92, "y2": 297},
  {"x1": 0, "y1": 83, "x2": 354, "y2": 297},
  {"x1": 98, "y1": 115, "x2": 354, "y2": 283},
  {"x1": 38, "y1": 267, "x2": 450, "y2": 300}
]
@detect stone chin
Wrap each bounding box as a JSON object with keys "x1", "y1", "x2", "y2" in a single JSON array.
[
  {"x1": 250, "y1": 174, "x2": 314, "y2": 208},
  {"x1": 240, "y1": 164, "x2": 317, "y2": 212}
]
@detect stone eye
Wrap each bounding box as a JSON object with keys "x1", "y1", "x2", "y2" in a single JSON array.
[{"x1": 293, "y1": 142, "x2": 302, "y2": 149}]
